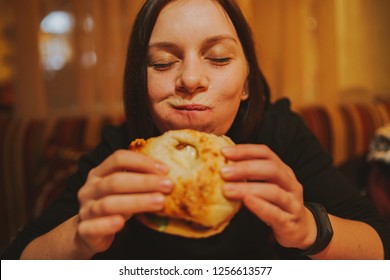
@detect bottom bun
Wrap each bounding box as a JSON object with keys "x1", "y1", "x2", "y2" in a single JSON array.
[{"x1": 136, "y1": 213, "x2": 229, "y2": 238}]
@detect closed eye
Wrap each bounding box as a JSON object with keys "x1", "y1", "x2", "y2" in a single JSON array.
[
  {"x1": 149, "y1": 61, "x2": 177, "y2": 71},
  {"x1": 208, "y1": 57, "x2": 231, "y2": 65}
]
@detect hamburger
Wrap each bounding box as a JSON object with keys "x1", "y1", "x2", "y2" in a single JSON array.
[{"x1": 129, "y1": 129, "x2": 241, "y2": 238}]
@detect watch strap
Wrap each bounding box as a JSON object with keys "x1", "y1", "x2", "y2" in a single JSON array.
[{"x1": 298, "y1": 202, "x2": 334, "y2": 256}]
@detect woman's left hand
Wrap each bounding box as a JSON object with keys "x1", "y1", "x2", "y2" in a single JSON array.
[{"x1": 221, "y1": 144, "x2": 317, "y2": 250}]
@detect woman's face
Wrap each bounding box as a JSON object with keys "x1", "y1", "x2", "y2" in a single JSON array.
[{"x1": 147, "y1": 0, "x2": 249, "y2": 135}]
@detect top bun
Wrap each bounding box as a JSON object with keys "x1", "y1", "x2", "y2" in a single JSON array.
[{"x1": 129, "y1": 129, "x2": 241, "y2": 238}]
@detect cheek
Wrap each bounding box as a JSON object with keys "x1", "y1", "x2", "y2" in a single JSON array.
[
  {"x1": 147, "y1": 74, "x2": 162, "y2": 101},
  {"x1": 217, "y1": 64, "x2": 247, "y2": 95},
  {"x1": 215, "y1": 77, "x2": 245, "y2": 123},
  {"x1": 147, "y1": 72, "x2": 173, "y2": 108},
  {"x1": 216, "y1": 77, "x2": 245, "y2": 104},
  {"x1": 214, "y1": 88, "x2": 243, "y2": 118},
  {"x1": 147, "y1": 82, "x2": 169, "y2": 121}
]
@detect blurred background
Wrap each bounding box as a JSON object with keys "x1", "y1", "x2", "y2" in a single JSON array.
[
  {"x1": 1, "y1": 0, "x2": 390, "y2": 256},
  {"x1": 0, "y1": 0, "x2": 390, "y2": 119}
]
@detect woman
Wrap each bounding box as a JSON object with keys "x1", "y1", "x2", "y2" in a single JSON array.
[{"x1": 3, "y1": 0, "x2": 389, "y2": 259}]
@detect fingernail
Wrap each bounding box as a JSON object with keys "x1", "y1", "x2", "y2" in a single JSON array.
[
  {"x1": 152, "y1": 194, "x2": 165, "y2": 204},
  {"x1": 222, "y1": 146, "x2": 235, "y2": 156},
  {"x1": 160, "y1": 179, "x2": 173, "y2": 192},
  {"x1": 221, "y1": 165, "x2": 235, "y2": 174},
  {"x1": 155, "y1": 163, "x2": 169, "y2": 173}
]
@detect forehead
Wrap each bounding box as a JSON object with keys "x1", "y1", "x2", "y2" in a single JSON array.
[{"x1": 150, "y1": 0, "x2": 238, "y2": 43}]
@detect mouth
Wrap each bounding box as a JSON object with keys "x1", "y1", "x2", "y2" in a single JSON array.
[{"x1": 173, "y1": 104, "x2": 209, "y2": 111}]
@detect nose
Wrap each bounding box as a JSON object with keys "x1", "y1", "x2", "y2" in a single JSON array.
[{"x1": 176, "y1": 57, "x2": 208, "y2": 94}]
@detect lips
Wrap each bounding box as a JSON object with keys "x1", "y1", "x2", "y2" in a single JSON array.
[{"x1": 174, "y1": 104, "x2": 209, "y2": 111}]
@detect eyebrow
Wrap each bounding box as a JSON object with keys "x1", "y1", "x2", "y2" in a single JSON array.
[
  {"x1": 148, "y1": 35, "x2": 239, "y2": 49},
  {"x1": 205, "y1": 35, "x2": 238, "y2": 45}
]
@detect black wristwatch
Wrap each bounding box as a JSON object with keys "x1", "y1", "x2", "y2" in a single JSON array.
[{"x1": 299, "y1": 202, "x2": 334, "y2": 256}]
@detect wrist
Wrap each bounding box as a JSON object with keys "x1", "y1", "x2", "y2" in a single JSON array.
[
  {"x1": 20, "y1": 215, "x2": 95, "y2": 259},
  {"x1": 299, "y1": 206, "x2": 318, "y2": 250},
  {"x1": 70, "y1": 215, "x2": 96, "y2": 259}
]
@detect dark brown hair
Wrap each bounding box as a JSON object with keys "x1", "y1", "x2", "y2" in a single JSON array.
[{"x1": 123, "y1": 0, "x2": 270, "y2": 143}]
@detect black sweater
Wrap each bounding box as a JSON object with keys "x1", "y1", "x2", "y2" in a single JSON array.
[{"x1": 3, "y1": 99, "x2": 390, "y2": 259}]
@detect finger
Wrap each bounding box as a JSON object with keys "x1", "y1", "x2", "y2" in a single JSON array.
[
  {"x1": 221, "y1": 144, "x2": 297, "y2": 190},
  {"x1": 78, "y1": 172, "x2": 173, "y2": 202},
  {"x1": 79, "y1": 192, "x2": 166, "y2": 220},
  {"x1": 221, "y1": 160, "x2": 295, "y2": 191},
  {"x1": 223, "y1": 182, "x2": 298, "y2": 213},
  {"x1": 91, "y1": 150, "x2": 169, "y2": 178},
  {"x1": 222, "y1": 144, "x2": 279, "y2": 161},
  {"x1": 243, "y1": 194, "x2": 293, "y2": 228}
]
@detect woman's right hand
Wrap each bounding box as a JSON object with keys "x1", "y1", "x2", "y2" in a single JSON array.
[{"x1": 75, "y1": 149, "x2": 173, "y2": 257}]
